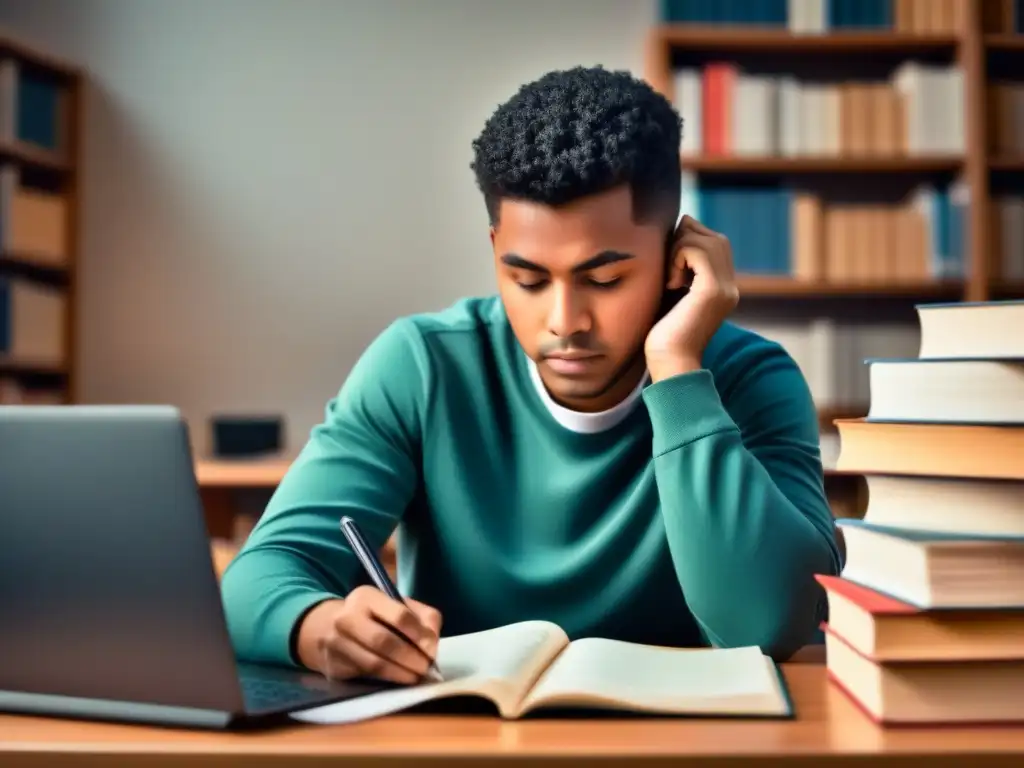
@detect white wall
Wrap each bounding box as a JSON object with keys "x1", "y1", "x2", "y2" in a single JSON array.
[{"x1": 0, "y1": 0, "x2": 656, "y2": 454}]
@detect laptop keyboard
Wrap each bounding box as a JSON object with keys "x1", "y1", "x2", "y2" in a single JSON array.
[{"x1": 239, "y1": 674, "x2": 336, "y2": 712}]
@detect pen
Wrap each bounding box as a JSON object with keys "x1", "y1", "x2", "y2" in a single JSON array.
[{"x1": 339, "y1": 515, "x2": 444, "y2": 684}]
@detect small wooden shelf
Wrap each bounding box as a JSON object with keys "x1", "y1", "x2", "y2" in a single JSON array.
[
  {"x1": 737, "y1": 276, "x2": 963, "y2": 298},
  {"x1": 0, "y1": 356, "x2": 67, "y2": 378},
  {"x1": 654, "y1": 26, "x2": 958, "y2": 53},
  {"x1": 0, "y1": 30, "x2": 80, "y2": 79},
  {"x1": 681, "y1": 155, "x2": 962, "y2": 173},
  {"x1": 0, "y1": 140, "x2": 70, "y2": 174},
  {"x1": 985, "y1": 34, "x2": 1024, "y2": 51},
  {"x1": 0, "y1": 253, "x2": 71, "y2": 285},
  {"x1": 990, "y1": 156, "x2": 1024, "y2": 171}
]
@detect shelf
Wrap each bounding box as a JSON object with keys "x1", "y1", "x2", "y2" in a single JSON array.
[
  {"x1": 0, "y1": 29, "x2": 81, "y2": 78},
  {"x1": 0, "y1": 140, "x2": 70, "y2": 173},
  {"x1": 655, "y1": 26, "x2": 959, "y2": 53},
  {"x1": 991, "y1": 281, "x2": 1024, "y2": 298},
  {"x1": 985, "y1": 34, "x2": 1024, "y2": 51},
  {"x1": 737, "y1": 276, "x2": 963, "y2": 298},
  {"x1": 990, "y1": 156, "x2": 1024, "y2": 171},
  {"x1": 681, "y1": 155, "x2": 962, "y2": 173},
  {"x1": 0, "y1": 254, "x2": 71, "y2": 285},
  {"x1": 0, "y1": 357, "x2": 67, "y2": 378}
]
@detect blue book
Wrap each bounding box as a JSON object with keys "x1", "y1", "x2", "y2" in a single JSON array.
[{"x1": 17, "y1": 69, "x2": 62, "y2": 151}]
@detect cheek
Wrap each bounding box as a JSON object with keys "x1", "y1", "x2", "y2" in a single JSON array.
[
  {"x1": 497, "y1": 282, "x2": 541, "y2": 353},
  {"x1": 594, "y1": 282, "x2": 662, "y2": 348}
]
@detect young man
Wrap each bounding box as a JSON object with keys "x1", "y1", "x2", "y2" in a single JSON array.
[{"x1": 220, "y1": 66, "x2": 842, "y2": 684}]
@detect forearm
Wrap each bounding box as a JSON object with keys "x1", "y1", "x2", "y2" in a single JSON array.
[
  {"x1": 644, "y1": 371, "x2": 841, "y2": 660},
  {"x1": 221, "y1": 545, "x2": 345, "y2": 667}
]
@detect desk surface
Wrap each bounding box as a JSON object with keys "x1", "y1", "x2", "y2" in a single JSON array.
[
  {"x1": 194, "y1": 457, "x2": 293, "y2": 487},
  {"x1": 3, "y1": 665, "x2": 1023, "y2": 767}
]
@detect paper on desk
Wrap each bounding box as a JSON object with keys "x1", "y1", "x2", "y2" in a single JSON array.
[{"x1": 291, "y1": 683, "x2": 444, "y2": 725}]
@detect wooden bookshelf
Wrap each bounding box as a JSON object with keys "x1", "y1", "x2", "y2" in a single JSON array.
[
  {"x1": 645, "y1": 6, "x2": 1002, "y2": 304},
  {"x1": 681, "y1": 156, "x2": 962, "y2": 173},
  {"x1": 985, "y1": 33, "x2": 1024, "y2": 49},
  {"x1": 653, "y1": 26, "x2": 959, "y2": 53},
  {"x1": 646, "y1": 3, "x2": 1022, "y2": 522},
  {"x1": 737, "y1": 276, "x2": 964, "y2": 299},
  {"x1": 0, "y1": 32, "x2": 82, "y2": 406}
]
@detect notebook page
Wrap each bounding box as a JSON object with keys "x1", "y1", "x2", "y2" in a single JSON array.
[
  {"x1": 522, "y1": 639, "x2": 788, "y2": 716},
  {"x1": 292, "y1": 620, "x2": 566, "y2": 724}
]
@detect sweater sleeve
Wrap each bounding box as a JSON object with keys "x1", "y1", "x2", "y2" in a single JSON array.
[
  {"x1": 220, "y1": 319, "x2": 429, "y2": 667},
  {"x1": 640, "y1": 343, "x2": 842, "y2": 661}
]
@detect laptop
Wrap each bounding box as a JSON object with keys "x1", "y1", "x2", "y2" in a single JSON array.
[{"x1": 0, "y1": 404, "x2": 389, "y2": 729}]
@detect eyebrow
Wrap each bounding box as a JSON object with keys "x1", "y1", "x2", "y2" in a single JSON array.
[{"x1": 499, "y1": 250, "x2": 635, "y2": 274}]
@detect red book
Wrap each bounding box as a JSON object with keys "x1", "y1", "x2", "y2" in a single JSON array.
[
  {"x1": 815, "y1": 574, "x2": 1024, "y2": 662},
  {"x1": 701, "y1": 63, "x2": 734, "y2": 156}
]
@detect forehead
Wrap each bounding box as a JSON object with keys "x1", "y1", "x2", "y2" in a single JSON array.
[{"x1": 494, "y1": 186, "x2": 662, "y2": 267}]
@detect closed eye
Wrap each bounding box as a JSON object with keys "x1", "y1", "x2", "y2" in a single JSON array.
[
  {"x1": 587, "y1": 277, "x2": 622, "y2": 289},
  {"x1": 516, "y1": 279, "x2": 549, "y2": 292}
]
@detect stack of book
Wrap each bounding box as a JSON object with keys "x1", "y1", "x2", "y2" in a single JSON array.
[{"x1": 818, "y1": 299, "x2": 1024, "y2": 725}]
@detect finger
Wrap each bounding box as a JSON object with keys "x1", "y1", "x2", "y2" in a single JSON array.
[
  {"x1": 406, "y1": 600, "x2": 443, "y2": 655},
  {"x1": 324, "y1": 630, "x2": 423, "y2": 685},
  {"x1": 680, "y1": 214, "x2": 719, "y2": 237},
  {"x1": 364, "y1": 591, "x2": 437, "y2": 657},
  {"x1": 341, "y1": 614, "x2": 433, "y2": 679},
  {"x1": 673, "y1": 234, "x2": 717, "y2": 272}
]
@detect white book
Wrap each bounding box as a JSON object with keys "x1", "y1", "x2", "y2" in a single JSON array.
[
  {"x1": 778, "y1": 77, "x2": 803, "y2": 155},
  {"x1": 788, "y1": 0, "x2": 807, "y2": 31},
  {"x1": 866, "y1": 359, "x2": 1024, "y2": 425},
  {"x1": 999, "y1": 195, "x2": 1024, "y2": 280},
  {"x1": 290, "y1": 621, "x2": 791, "y2": 724},
  {"x1": 944, "y1": 67, "x2": 965, "y2": 154},
  {"x1": 894, "y1": 62, "x2": 926, "y2": 153},
  {"x1": 674, "y1": 67, "x2": 702, "y2": 156},
  {"x1": 800, "y1": 83, "x2": 824, "y2": 155},
  {"x1": 805, "y1": 0, "x2": 826, "y2": 32},
  {"x1": 807, "y1": 316, "x2": 838, "y2": 408},
  {"x1": 821, "y1": 86, "x2": 841, "y2": 156}
]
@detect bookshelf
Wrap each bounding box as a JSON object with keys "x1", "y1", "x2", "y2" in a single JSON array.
[
  {"x1": 0, "y1": 31, "x2": 82, "y2": 406},
  {"x1": 645, "y1": 0, "x2": 1024, "y2": 518},
  {"x1": 646, "y1": 1, "x2": 1024, "y2": 304}
]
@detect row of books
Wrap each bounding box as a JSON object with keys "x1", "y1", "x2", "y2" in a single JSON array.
[
  {"x1": 986, "y1": 0, "x2": 1024, "y2": 33},
  {"x1": 682, "y1": 177, "x2": 968, "y2": 281},
  {"x1": 0, "y1": 57, "x2": 67, "y2": 156},
  {"x1": 994, "y1": 194, "x2": 1024, "y2": 281},
  {"x1": 673, "y1": 62, "x2": 964, "y2": 158},
  {"x1": 0, "y1": 275, "x2": 64, "y2": 365},
  {"x1": 0, "y1": 165, "x2": 68, "y2": 265},
  {"x1": 820, "y1": 299, "x2": 1024, "y2": 724},
  {"x1": 989, "y1": 81, "x2": 1024, "y2": 157},
  {"x1": 661, "y1": 0, "x2": 967, "y2": 33},
  {"x1": 746, "y1": 316, "x2": 919, "y2": 418}
]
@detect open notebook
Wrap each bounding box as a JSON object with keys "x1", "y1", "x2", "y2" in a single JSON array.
[{"x1": 292, "y1": 620, "x2": 793, "y2": 724}]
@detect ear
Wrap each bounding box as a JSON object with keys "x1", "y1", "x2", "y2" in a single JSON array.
[
  {"x1": 489, "y1": 226, "x2": 496, "y2": 248},
  {"x1": 664, "y1": 224, "x2": 689, "y2": 291}
]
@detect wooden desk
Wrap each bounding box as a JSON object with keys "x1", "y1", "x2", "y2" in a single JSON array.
[{"x1": 3, "y1": 664, "x2": 1023, "y2": 767}]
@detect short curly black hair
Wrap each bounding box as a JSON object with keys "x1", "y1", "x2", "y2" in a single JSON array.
[{"x1": 471, "y1": 65, "x2": 682, "y2": 229}]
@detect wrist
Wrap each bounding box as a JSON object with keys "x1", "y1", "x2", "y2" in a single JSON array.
[
  {"x1": 646, "y1": 352, "x2": 703, "y2": 383},
  {"x1": 295, "y1": 597, "x2": 345, "y2": 671}
]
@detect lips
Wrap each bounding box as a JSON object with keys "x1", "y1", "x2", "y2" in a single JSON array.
[{"x1": 544, "y1": 354, "x2": 600, "y2": 376}]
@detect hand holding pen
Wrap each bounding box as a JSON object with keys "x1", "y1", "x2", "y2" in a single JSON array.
[{"x1": 294, "y1": 517, "x2": 444, "y2": 685}]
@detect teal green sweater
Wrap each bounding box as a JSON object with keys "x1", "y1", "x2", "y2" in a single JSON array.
[{"x1": 221, "y1": 296, "x2": 841, "y2": 666}]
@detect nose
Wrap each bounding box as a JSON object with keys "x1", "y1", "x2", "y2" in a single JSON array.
[{"x1": 547, "y1": 283, "x2": 591, "y2": 338}]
